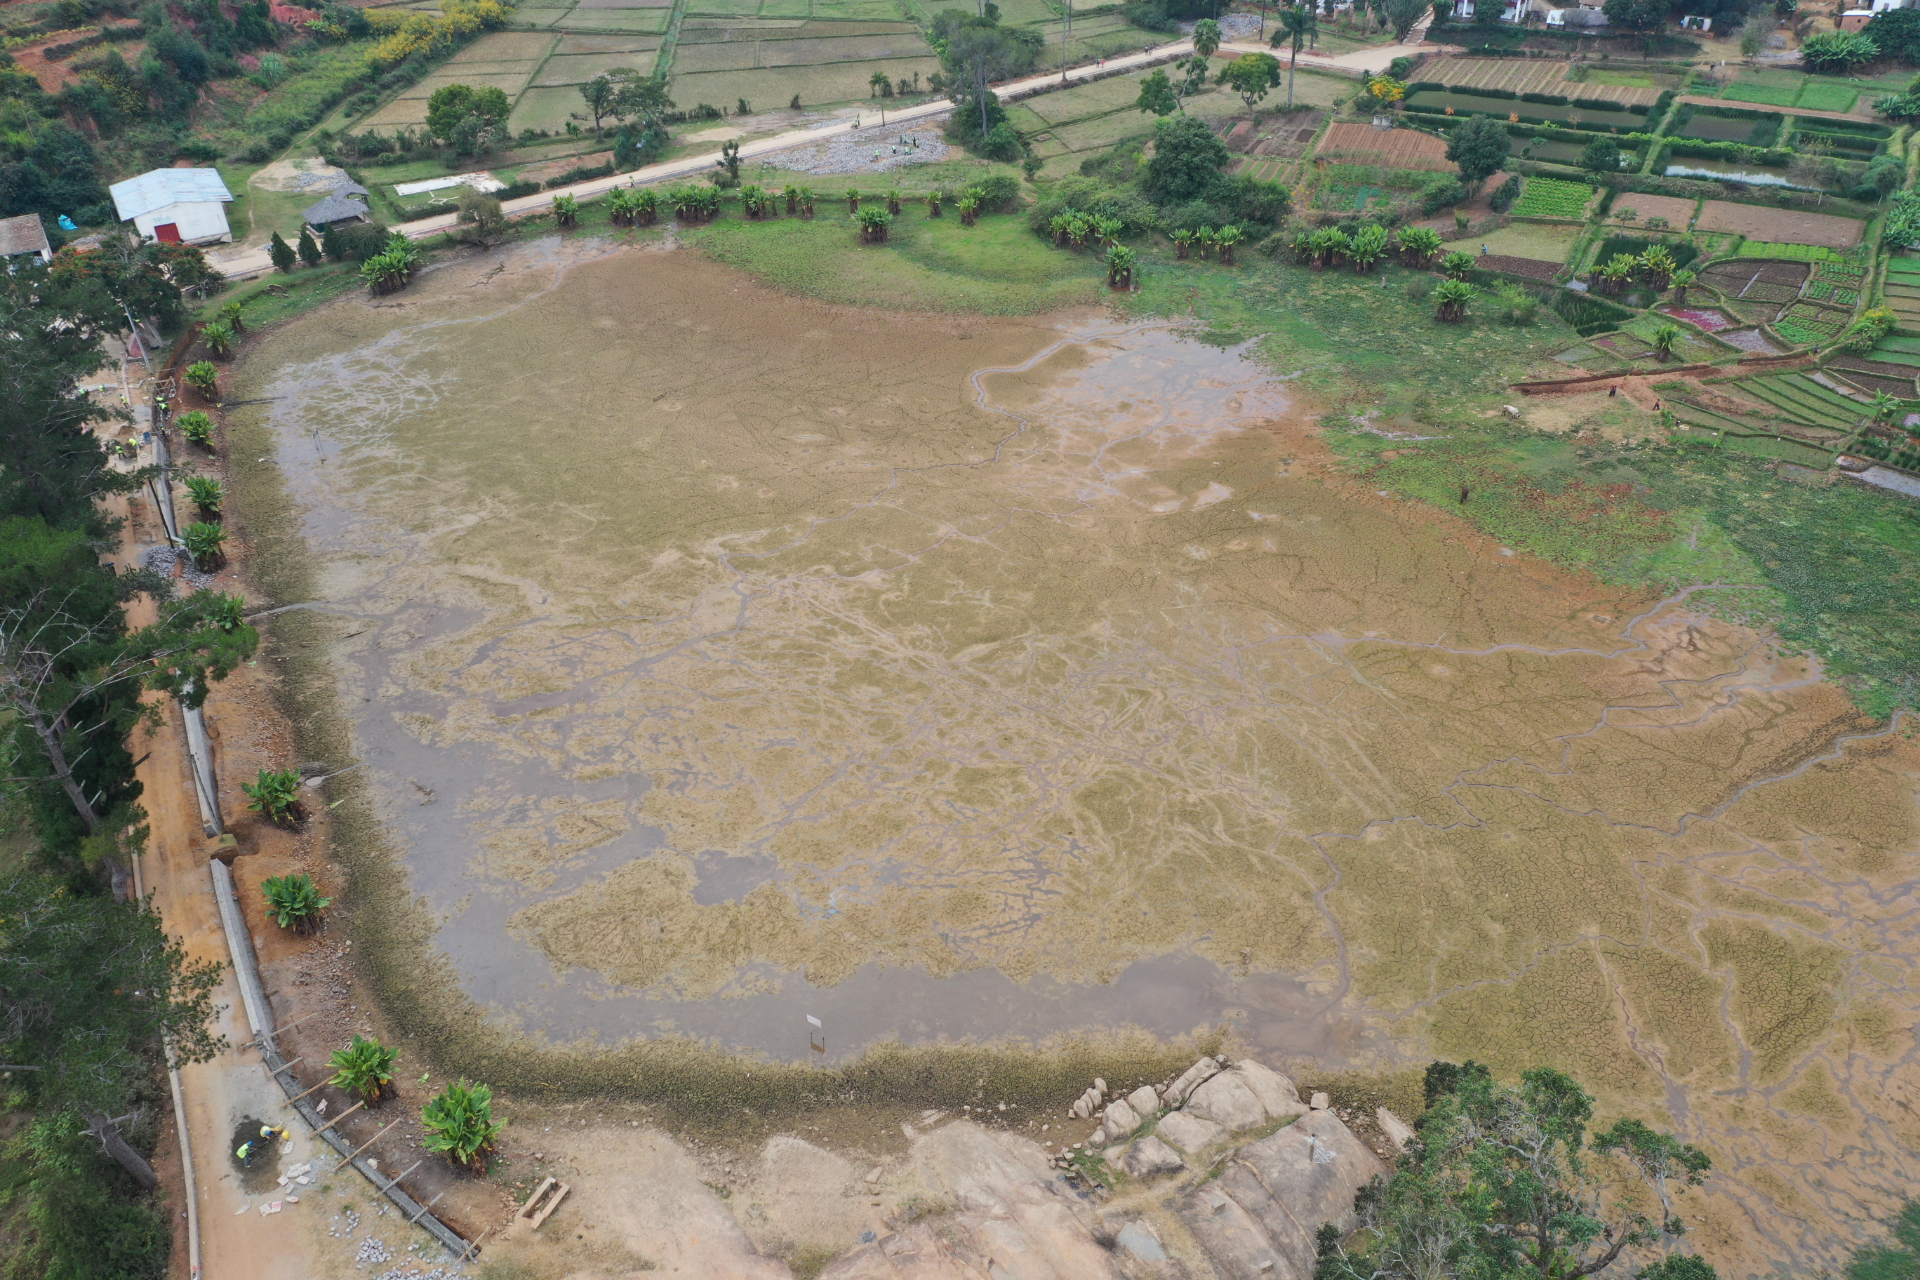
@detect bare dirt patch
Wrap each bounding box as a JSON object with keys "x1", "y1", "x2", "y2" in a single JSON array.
[
  {"x1": 1316, "y1": 121, "x2": 1452, "y2": 172},
  {"x1": 1608, "y1": 192, "x2": 1697, "y2": 228},
  {"x1": 1695, "y1": 200, "x2": 1865, "y2": 248}
]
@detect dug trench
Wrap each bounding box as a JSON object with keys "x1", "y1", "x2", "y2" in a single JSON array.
[{"x1": 192, "y1": 231, "x2": 1920, "y2": 1277}]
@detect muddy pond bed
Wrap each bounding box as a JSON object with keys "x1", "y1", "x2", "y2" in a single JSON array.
[{"x1": 226, "y1": 234, "x2": 1920, "y2": 1268}]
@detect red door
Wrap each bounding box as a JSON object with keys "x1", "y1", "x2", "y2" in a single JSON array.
[{"x1": 153, "y1": 222, "x2": 182, "y2": 243}]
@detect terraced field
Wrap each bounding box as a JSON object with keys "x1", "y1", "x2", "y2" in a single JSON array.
[
  {"x1": 1735, "y1": 372, "x2": 1870, "y2": 431},
  {"x1": 1883, "y1": 253, "x2": 1920, "y2": 330}
]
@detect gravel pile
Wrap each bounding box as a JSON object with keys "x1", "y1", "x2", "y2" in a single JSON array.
[
  {"x1": 369, "y1": 1268, "x2": 464, "y2": 1280},
  {"x1": 356, "y1": 1237, "x2": 395, "y2": 1267},
  {"x1": 143, "y1": 544, "x2": 218, "y2": 590},
  {"x1": 1182, "y1": 12, "x2": 1267, "y2": 39},
  {"x1": 778, "y1": 126, "x2": 949, "y2": 176}
]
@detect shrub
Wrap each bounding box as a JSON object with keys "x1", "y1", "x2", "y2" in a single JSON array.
[
  {"x1": 1840, "y1": 306, "x2": 1897, "y2": 352},
  {"x1": 1419, "y1": 177, "x2": 1468, "y2": 214},
  {"x1": 1146, "y1": 115, "x2": 1230, "y2": 203},
  {"x1": 1488, "y1": 175, "x2": 1521, "y2": 213},
  {"x1": 177, "y1": 411, "x2": 215, "y2": 447},
  {"x1": 971, "y1": 171, "x2": 1022, "y2": 213}
]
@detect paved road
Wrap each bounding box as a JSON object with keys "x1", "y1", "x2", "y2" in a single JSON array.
[{"x1": 210, "y1": 34, "x2": 1387, "y2": 280}]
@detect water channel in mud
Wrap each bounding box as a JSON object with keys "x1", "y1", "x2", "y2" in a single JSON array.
[{"x1": 231, "y1": 235, "x2": 1920, "y2": 1266}]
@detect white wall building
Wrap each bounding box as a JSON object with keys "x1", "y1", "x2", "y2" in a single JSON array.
[{"x1": 108, "y1": 168, "x2": 234, "y2": 245}]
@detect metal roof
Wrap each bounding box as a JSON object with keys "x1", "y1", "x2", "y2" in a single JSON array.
[
  {"x1": 108, "y1": 168, "x2": 234, "y2": 221},
  {"x1": 0, "y1": 213, "x2": 50, "y2": 258},
  {"x1": 303, "y1": 192, "x2": 371, "y2": 226}
]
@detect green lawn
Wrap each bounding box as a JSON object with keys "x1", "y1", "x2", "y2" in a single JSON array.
[{"x1": 1326, "y1": 425, "x2": 1920, "y2": 715}]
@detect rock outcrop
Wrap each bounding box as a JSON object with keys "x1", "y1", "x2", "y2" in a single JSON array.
[{"x1": 1178, "y1": 1109, "x2": 1387, "y2": 1280}]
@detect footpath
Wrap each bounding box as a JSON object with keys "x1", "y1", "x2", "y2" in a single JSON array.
[{"x1": 209, "y1": 31, "x2": 1406, "y2": 280}]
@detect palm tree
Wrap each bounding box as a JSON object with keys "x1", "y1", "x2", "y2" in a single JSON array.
[
  {"x1": 785, "y1": 185, "x2": 801, "y2": 214},
  {"x1": 1650, "y1": 322, "x2": 1683, "y2": 359},
  {"x1": 1193, "y1": 17, "x2": 1222, "y2": 57},
  {"x1": 869, "y1": 69, "x2": 890, "y2": 97},
  {"x1": 1270, "y1": 3, "x2": 1316, "y2": 109},
  {"x1": 1435, "y1": 278, "x2": 1477, "y2": 322},
  {"x1": 1671, "y1": 268, "x2": 1696, "y2": 303},
  {"x1": 1348, "y1": 223, "x2": 1387, "y2": 273},
  {"x1": 1397, "y1": 225, "x2": 1442, "y2": 268},
  {"x1": 1871, "y1": 390, "x2": 1899, "y2": 426}
]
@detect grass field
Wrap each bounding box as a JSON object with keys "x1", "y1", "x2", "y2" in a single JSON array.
[
  {"x1": 1717, "y1": 71, "x2": 1861, "y2": 114},
  {"x1": 691, "y1": 202, "x2": 1108, "y2": 312},
  {"x1": 1475, "y1": 220, "x2": 1583, "y2": 262}
]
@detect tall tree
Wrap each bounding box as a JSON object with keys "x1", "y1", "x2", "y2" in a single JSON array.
[
  {"x1": 1192, "y1": 15, "x2": 1222, "y2": 55},
  {"x1": 0, "y1": 869, "x2": 226, "y2": 1189},
  {"x1": 1270, "y1": 3, "x2": 1317, "y2": 108},
  {"x1": 1383, "y1": 0, "x2": 1428, "y2": 39},
  {"x1": 1319, "y1": 1065, "x2": 1714, "y2": 1280}
]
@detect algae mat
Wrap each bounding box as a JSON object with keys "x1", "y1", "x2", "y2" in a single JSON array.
[{"x1": 235, "y1": 237, "x2": 1920, "y2": 1271}]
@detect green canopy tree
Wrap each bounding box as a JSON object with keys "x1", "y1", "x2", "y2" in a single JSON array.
[
  {"x1": 1144, "y1": 113, "x2": 1230, "y2": 202},
  {"x1": 937, "y1": 12, "x2": 1042, "y2": 149},
  {"x1": 1192, "y1": 16, "x2": 1222, "y2": 55},
  {"x1": 268, "y1": 230, "x2": 296, "y2": 272},
  {"x1": 426, "y1": 82, "x2": 511, "y2": 143},
  {"x1": 1218, "y1": 51, "x2": 1283, "y2": 115},
  {"x1": 1445, "y1": 113, "x2": 1510, "y2": 187},
  {"x1": 1319, "y1": 1064, "x2": 1714, "y2": 1280},
  {"x1": 1136, "y1": 67, "x2": 1182, "y2": 115}
]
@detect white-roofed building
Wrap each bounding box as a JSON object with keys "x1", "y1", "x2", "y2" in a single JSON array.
[{"x1": 108, "y1": 167, "x2": 234, "y2": 245}]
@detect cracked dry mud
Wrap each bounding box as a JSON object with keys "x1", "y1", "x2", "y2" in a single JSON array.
[{"x1": 232, "y1": 235, "x2": 1920, "y2": 1276}]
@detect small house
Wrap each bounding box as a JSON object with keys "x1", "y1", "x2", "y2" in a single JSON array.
[
  {"x1": 0, "y1": 213, "x2": 52, "y2": 267},
  {"x1": 108, "y1": 168, "x2": 234, "y2": 245},
  {"x1": 302, "y1": 190, "x2": 371, "y2": 231},
  {"x1": 1839, "y1": 8, "x2": 1874, "y2": 29}
]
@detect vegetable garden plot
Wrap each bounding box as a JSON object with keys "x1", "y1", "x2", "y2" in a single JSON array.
[
  {"x1": 446, "y1": 31, "x2": 560, "y2": 60},
  {"x1": 1697, "y1": 202, "x2": 1864, "y2": 250},
  {"x1": 1313, "y1": 123, "x2": 1453, "y2": 172},
  {"x1": 555, "y1": 8, "x2": 672, "y2": 30},
  {"x1": 1421, "y1": 57, "x2": 1659, "y2": 106},
  {"x1": 1606, "y1": 193, "x2": 1695, "y2": 228},
  {"x1": 1509, "y1": 176, "x2": 1592, "y2": 218}
]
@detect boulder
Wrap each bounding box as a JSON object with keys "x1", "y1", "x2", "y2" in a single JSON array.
[
  {"x1": 1376, "y1": 1106, "x2": 1415, "y2": 1153},
  {"x1": 1185, "y1": 1070, "x2": 1269, "y2": 1132},
  {"x1": 1164, "y1": 1055, "x2": 1224, "y2": 1107},
  {"x1": 1101, "y1": 1098, "x2": 1142, "y2": 1137},
  {"x1": 1178, "y1": 1185, "x2": 1289, "y2": 1280},
  {"x1": 1156, "y1": 1109, "x2": 1224, "y2": 1154},
  {"x1": 1309, "y1": 1092, "x2": 1329, "y2": 1111},
  {"x1": 1236, "y1": 1062, "x2": 1309, "y2": 1122},
  {"x1": 1124, "y1": 1085, "x2": 1161, "y2": 1120},
  {"x1": 1118, "y1": 1135, "x2": 1185, "y2": 1179},
  {"x1": 1071, "y1": 1095, "x2": 1092, "y2": 1120}
]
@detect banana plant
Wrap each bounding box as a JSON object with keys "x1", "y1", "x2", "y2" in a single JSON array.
[
  {"x1": 423, "y1": 1080, "x2": 504, "y2": 1173},
  {"x1": 1397, "y1": 225, "x2": 1442, "y2": 268},
  {"x1": 553, "y1": 193, "x2": 580, "y2": 229},
  {"x1": 1106, "y1": 243, "x2": 1136, "y2": 289},
  {"x1": 177, "y1": 411, "x2": 215, "y2": 448},
  {"x1": 184, "y1": 361, "x2": 219, "y2": 400},
  {"x1": 846, "y1": 188, "x2": 860, "y2": 213},
  {"x1": 201, "y1": 320, "x2": 235, "y2": 359},
  {"x1": 262, "y1": 871, "x2": 330, "y2": 930},
  {"x1": 926, "y1": 190, "x2": 941, "y2": 218},
  {"x1": 855, "y1": 206, "x2": 892, "y2": 243},
  {"x1": 886, "y1": 188, "x2": 902, "y2": 215},
  {"x1": 219, "y1": 300, "x2": 246, "y2": 332},
  {"x1": 184, "y1": 475, "x2": 223, "y2": 518},
  {"x1": 328, "y1": 1034, "x2": 399, "y2": 1105},
  {"x1": 1650, "y1": 322, "x2": 1683, "y2": 359},
  {"x1": 1442, "y1": 250, "x2": 1477, "y2": 279},
  {"x1": 244, "y1": 767, "x2": 303, "y2": 825},
  {"x1": 182, "y1": 521, "x2": 226, "y2": 571},
  {"x1": 1217, "y1": 224, "x2": 1245, "y2": 266},
  {"x1": 958, "y1": 194, "x2": 980, "y2": 226},
  {"x1": 1435, "y1": 277, "x2": 1477, "y2": 322},
  {"x1": 1173, "y1": 228, "x2": 1194, "y2": 260}
]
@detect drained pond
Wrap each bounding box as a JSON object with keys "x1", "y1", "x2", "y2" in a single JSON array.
[{"x1": 229, "y1": 237, "x2": 1920, "y2": 1256}]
